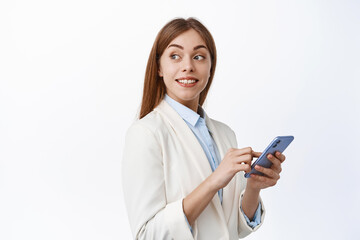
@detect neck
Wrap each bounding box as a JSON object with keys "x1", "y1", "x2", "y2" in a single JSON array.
[
  {"x1": 178, "y1": 99, "x2": 199, "y2": 112},
  {"x1": 166, "y1": 94, "x2": 199, "y2": 112}
]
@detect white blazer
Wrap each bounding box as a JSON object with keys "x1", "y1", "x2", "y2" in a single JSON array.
[{"x1": 122, "y1": 100, "x2": 265, "y2": 240}]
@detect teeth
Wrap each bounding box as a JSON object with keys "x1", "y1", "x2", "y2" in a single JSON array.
[{"x1": 178, "y1": 79, "x2": 196, "y2": 84}]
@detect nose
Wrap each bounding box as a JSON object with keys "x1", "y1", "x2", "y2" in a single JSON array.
[{"x1": 182, "y1": 56, "x2": 194, "y2": 72}]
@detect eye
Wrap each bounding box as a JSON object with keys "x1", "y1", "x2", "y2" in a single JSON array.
[
  {"x1": 170, "y1": 54, "x2": 180, "y2": 60},
  {"x1": 194, "y1": 55, "x2": 205, "y2": 60}
]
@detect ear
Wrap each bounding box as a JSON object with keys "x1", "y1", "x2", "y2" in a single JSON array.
[{"x1": 158, "y1": 67, "x2": 163, "y2": 78}]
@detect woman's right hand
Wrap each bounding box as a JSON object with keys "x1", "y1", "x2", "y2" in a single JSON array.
[{"x1": 208, "y1": 147, "x2": 258, "y2": 190}]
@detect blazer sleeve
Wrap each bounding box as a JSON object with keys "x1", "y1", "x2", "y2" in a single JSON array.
[{"x1": 121, "y1": 122, "x2": 194, "y2": 240}]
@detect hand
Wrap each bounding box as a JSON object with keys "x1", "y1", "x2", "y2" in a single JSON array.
[
  {"x1": 247, "y1": 151, "x2": 286, "y2": 190},
  {"x1": 208, "y1": 147, "x2": 255, "y2": 191}
]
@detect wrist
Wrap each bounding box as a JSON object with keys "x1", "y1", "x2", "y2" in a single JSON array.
[
  {"x1": 205, "y1": 174, "x2": 221, "y2": 194},
  {"x1": 242, "y1": 184, "x2": 261, "y2": 220},
  {"x1": 245, "y1": 184, "x2": 261, "y2": 197}
]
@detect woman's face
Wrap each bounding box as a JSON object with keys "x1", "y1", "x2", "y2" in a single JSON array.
[{"x1": 158, "y1": 28, "x2": 212, "y2": 112}]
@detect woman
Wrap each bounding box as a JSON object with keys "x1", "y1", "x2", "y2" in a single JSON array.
[{"x1": 122, "y1": 17, "x2": 286, "y2": 240}]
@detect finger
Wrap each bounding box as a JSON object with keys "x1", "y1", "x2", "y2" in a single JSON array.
[
  {"x1": 255, "y1": 165, "x2": 280, "y2": 180},
  {"x1": 235, "y1": 163, "x2": 251, "y2": 173},
  {"x1": 250, "y1": 174, "x2": 277, "y2": 187},
  {"x1": 249, "y1": 174, "x2": 267, "y2": 182},
  {"x1": 275, "y1": 151, "x2": 286, "y2": 163},
  {"x1": 271, "y1": 162, "x2": 282, "y2": 174},
  {"x1": 267, "y1": 153, "x2": 282, "y2": 172},
  {"x1": 235, "y1": 154, "x2": 252, "y2": 165},
  {"x1": 252, "y1": 151, "x2": 262, "y2": 158},
  {"x1": 230, "y1": 147, "x2": 253, "y2": 156}
]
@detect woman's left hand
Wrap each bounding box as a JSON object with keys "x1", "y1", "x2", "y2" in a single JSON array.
[{"x1": 246, "y1": 151, "x2": 286, "y2": 190}]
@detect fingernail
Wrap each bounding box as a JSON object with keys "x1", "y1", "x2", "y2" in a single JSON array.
[
  {"x1": 268, "y1": 154, "x2": 272, "y2": 159},
  {"x1": 276, "y1": 152, "x2": 280, "y2": 156},
  {"x1": 255, "y1": 165, "x2": 261, "y2": 170}
]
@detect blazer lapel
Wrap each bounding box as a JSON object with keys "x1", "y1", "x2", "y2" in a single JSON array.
[
  {"x1": 154, "y1": 100, "x2": 213, "y2": 180},
  {"x1": 205, "y1": 113, "x2": 237, "y2": 224},
  {"x1": 155, "y1": 100, "x2": 228, "y2": 228}
]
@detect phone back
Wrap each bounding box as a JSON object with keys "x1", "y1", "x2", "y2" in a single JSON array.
[{"x1": 244, "y1": 136, "x2": 294, "y2": 178}]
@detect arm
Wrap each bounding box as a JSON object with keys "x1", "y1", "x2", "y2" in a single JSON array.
[
  {"x1": 183, "y1": 147, "x2": 253, "y2": 226},
  {"x1": 239, "y1": 151, "x2": 286, "y2": 231},
  {"x1": 241, "y1": 186, "x2": 260, "y2": 220},
  {"x1": 122, "y1": 123, "x2": 193, "y2": 240},
  {"x1": 183, "y1": 176, "x2": 217, "y2": 226},
  {"x1": 242, "y1": 151, "x2": 286, "y2": 218}
]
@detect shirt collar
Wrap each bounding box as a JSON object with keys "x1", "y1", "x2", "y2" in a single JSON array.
[{"x1": 164, "y1": 94, "x2": 207, "y2": 127}]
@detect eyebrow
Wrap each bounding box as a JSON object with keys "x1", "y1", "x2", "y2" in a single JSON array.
[{"x1": 167, "y1": 44, "x2": 207, "y2": 51}]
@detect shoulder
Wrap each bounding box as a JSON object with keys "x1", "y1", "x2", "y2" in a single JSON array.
[
  {"x1": 123, "y1": 111, "x2": 165, "y2": 160},
  {"x1": 125, "y1": 110, "x2": 165, "y2": 139}
]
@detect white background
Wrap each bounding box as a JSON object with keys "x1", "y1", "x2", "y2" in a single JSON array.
[{"x1": 1, "y1": 0, "x2": 359, "y2": 239}]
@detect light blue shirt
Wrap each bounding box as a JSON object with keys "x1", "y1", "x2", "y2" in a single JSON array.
[{"x1": 164, "y1": 94, "x2": 262, "y2": 231}]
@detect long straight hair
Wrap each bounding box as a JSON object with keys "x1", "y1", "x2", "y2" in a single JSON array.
[{"x1": 139, "y1": 17, "x2": 217, "y2": 119}]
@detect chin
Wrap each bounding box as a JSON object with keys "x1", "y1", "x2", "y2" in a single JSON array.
[{"x1": 177, "y1": 92, "x2": 200, "y2": 101}]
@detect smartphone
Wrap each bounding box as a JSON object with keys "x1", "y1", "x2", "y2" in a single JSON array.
[{"x1": 244, "y1": 136, "x2": 294, "y2": 178}]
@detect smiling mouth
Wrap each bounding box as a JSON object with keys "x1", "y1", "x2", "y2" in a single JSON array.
[
  {"x1": 175, "y1": 79, "x2": 198, "y2": 88},
  {"x1": 175, "y1": 79, "x2": 199, "y2": 84}
]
